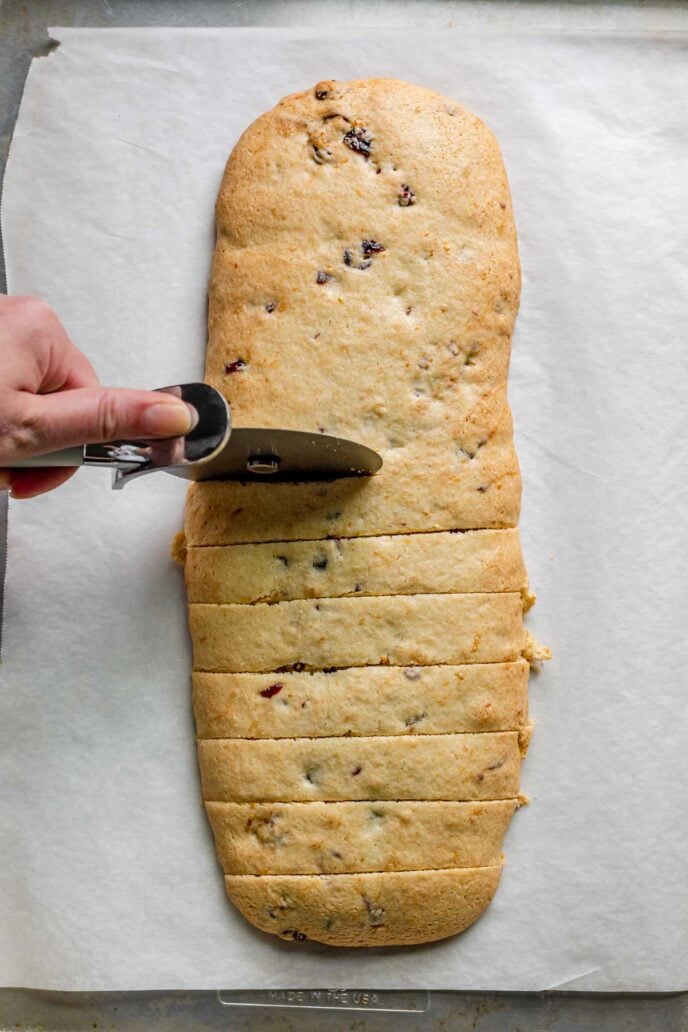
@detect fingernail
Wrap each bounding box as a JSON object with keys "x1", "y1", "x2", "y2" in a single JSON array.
[{"x1": 141, "y1": 401, "x2": 198, "y2": 437}]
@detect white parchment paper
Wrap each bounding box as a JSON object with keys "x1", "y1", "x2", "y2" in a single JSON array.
[{"x1": 1, "y1": 28, "x2": 687, "y2": 992}]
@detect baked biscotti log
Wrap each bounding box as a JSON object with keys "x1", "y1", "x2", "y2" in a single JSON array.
[
  {"x1": 183, "y1": 76, "x2": 531, "y2": 947},
  {"x1": 192, "y1": 659, "x2": 529, "y2": 738}
]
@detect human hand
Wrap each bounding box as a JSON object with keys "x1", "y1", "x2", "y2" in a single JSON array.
[{"x1": 0, "y1": 295, "x2": 197, "y2": 499}]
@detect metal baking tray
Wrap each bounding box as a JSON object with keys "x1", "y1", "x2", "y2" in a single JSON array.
[{"x1": 1, "y1": 2, "x2": 687, "y2": 1029}]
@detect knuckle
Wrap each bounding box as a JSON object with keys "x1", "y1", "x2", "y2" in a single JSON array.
[
  {"x1": 94, "y1": 389, "x2": 124, "y2": 441},
  {"x1": 0, "y1": 397, "x2": 41, "y2": 460},
  {"x1": 0, "y1": 295, "x2": 61, "y2": 344},
  {"x1": 13, "y1": 295, "x2": 56, "y2": 325}
]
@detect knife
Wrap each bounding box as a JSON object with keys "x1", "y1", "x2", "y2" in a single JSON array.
[{"x1": 6, "y1": 383, "x2": 383, "y2": 489}]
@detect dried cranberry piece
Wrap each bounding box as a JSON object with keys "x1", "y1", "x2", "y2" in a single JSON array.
[
  {"x1": 361, "y1": 239, "x2": 385, "y2": 257},
  {"x1": 260, "y1": 683, "x2": 283, "y2": 699},
  {"x1": 316, "y1": 270, "x2": 333, "y2": 284},
  {"x1": 224, "y1": 359, "x2": 247, "y2": 374},
  {"x1": 343, "y1": 126, "x2": 372, "y2": 158},
  {"x1": 398, "y1": 184, "x2": 416, "y2": 206},
  {"x1": 343, "y1": 241, "x2": 385, "y2": 271}
]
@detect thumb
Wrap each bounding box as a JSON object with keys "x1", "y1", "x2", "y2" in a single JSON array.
[{"x1": 4, "y1": 386, "x2": 198, "y2": 461}]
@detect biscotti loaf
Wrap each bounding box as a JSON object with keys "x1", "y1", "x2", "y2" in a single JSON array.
[{"x1": 182, "y1": 77, "x2": 532, "y2": 947}]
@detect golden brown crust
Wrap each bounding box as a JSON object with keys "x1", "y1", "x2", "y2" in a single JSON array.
[
  {"x1": 192, "y1": 659, "x2": 529, "y2": 739},
  {"x1": 225, "y1": 866, "x2": 503, "y2": 946}
]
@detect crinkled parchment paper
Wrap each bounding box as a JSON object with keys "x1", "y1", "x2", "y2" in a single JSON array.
[{"x1": 1, "y1": 28, "x2": 687, "y2": 990}]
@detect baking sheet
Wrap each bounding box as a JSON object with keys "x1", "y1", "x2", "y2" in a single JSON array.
[{"x1": 1, "y1": 27, "x2": 687, "y2": 992}]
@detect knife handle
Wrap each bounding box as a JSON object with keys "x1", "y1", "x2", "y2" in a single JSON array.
[{"x1": 5, "y1": 447, "x2": 85, "y2": 469}]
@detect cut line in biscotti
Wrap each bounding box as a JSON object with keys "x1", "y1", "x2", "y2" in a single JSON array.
[
  {"x1": 198, "y1": 732, "x2": 520, "y2": 803},
  {"x1": 193, "y1": 659, "x2": 529, "y2": 739},
  {"x1": 206, "y1": 799, "x2": 519, "y2": 875},
  {"x1": 183, "y1": 528, "x2": 526, "y2": 604},
  {"x1": 225, "y1": 865, "x2": 503, "y2": 947},
  {"x1": 189, "y1": 592, "x2": 525, "y2": 673}
]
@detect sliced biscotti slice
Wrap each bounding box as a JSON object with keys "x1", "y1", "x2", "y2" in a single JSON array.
[
  {"x1": 198, "y1": 732, "x2": 520, "y2": 803},
  {"x1": 189, "y1": 592, "x2": 525, "y2": 673},
  {"x1": 206, "y1": 799, "x2": 518, "y2": 875},
  {"x1": 225, "y1": 866, "x2": 503, "y2": 946},
  {"x1": 185, "y1": 401, "x2": 519, "y2": 546},
  {"x1": 193, "y1": 659, "x2": 529, "y2": 739},
  {"x1": 184, "y1": 528, "x2": 526, "y2": 604},
  {"x1": 184, "y1": 444, "x2": 519, "y2": 546}
]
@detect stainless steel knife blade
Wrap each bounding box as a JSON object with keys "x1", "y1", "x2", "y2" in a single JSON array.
[{"x1": 171, "y1": 426, "x2": 383, "y2": 482}]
